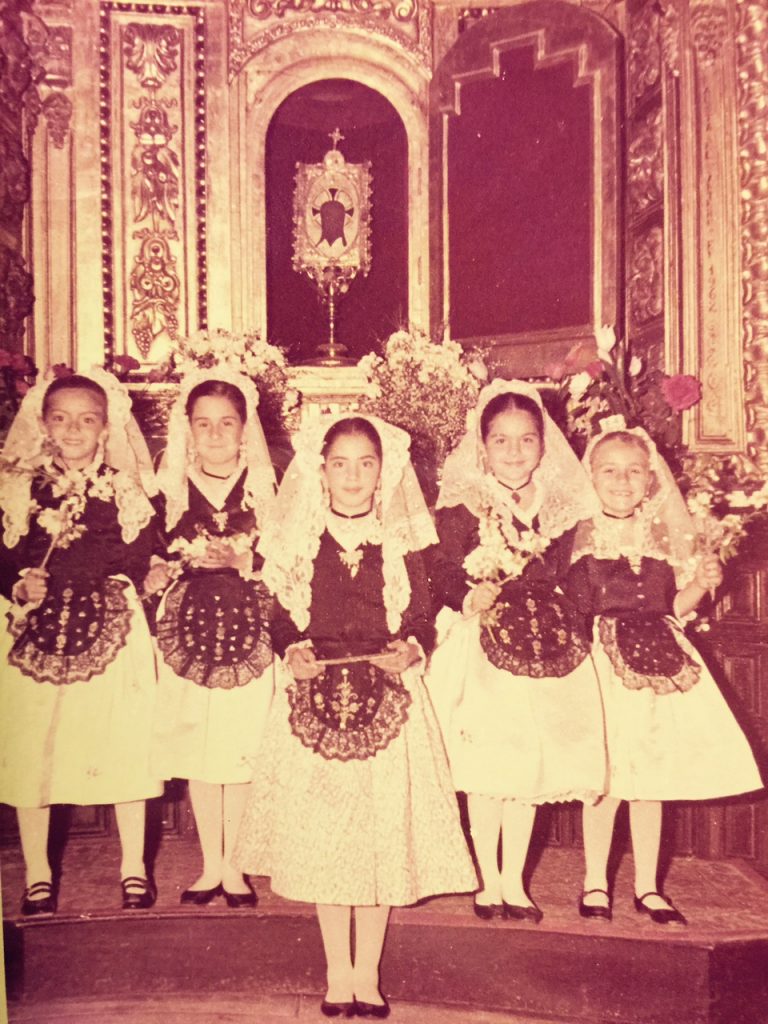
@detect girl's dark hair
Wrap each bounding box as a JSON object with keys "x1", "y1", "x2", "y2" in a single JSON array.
[
  {"x1": 480, "y1": 391, "x2": 544, "y2": 442},
  {"x1": 185, "y1": 380, "x2": 247, "y2": 422},
  {"x1": 42, "y1": 374, "x2": 108, "y2": 418},
  {"x1": 589, "y1": 430, "x2": 651, "y2": 464},
  {"x1": 321, "y1": 417, "x2": 383, "y2": 461}
]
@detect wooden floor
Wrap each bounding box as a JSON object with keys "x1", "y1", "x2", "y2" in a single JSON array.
[{"x1": 3, "y1": 840, "x2": 768, "y2": 1024}]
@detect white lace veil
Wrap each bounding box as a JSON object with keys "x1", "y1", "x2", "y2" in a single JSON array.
[
  {"x1": 260, "y1": 412, "x2": 437, "y2": 633},
  {"x1": 437, "y1": 378, "x2": 599, "y2": 538},
  {"x1": 574, "y1": 414, "x2": 698, "y2": 586},
  {"x1": 156, "y1": 365, "x2": 276, "y2": 532},
  {"x1": 0, "y1": 366, "x2": 156, "y2": 547}
]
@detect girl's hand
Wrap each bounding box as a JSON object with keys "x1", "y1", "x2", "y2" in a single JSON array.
[
  {"x1": 193, "y1": 539, "x2": 241, "y2": 570},
  {"x1": 467, "y1": 580, "x2": 501, "y2": 614},
  {"x1": 287, "y1": 646, "x2": 321, "y2": 680},
  {"x1": 143, "y1": 562, "x2": 171, "y2": 595},
  {"x1": 17, "y1": 568, "x2": 49, "y2": 603},
  {"x1": 372, "y1": 639, "x2": 422, "y2": 675},
  {"x1": 694, "y1": 554, "x2": 723, "y2": 593}
]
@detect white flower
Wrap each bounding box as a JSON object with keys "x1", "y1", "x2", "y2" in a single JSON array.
[
  {"x1": 629, "y1": 355, "x2": 643, "y2": 377},
  {"x1": 595, "y1": 324, "x2": 617, "y2": 355},
  {"x1": 568, "y1": 371, "x2": 591, "y2": 400}
]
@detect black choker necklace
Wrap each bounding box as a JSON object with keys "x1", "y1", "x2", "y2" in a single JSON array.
[
  {"x1": 602, "y1": 510, "x2": 635, "y2": 520},
  {"x1": 496, "y1": 476, "x2": 532, "y2": 503},
  {"x1": 200, "y1": 466, "x2": 234, "y2": 480},
  {"x1": 331, "y1": 507, "x2": 372, "y2": 520}
]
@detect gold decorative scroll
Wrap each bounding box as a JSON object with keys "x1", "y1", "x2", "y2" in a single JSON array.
[{"x1": 99, "y1": 3, "x2": 208, "y2": 365}]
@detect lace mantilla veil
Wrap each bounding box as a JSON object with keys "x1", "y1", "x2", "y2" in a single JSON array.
[
  {"x1": 0, "y1": 366, "x2": 156, "y2": 547},
  {"x1": 156, "y1": 365, "x2": 276, "y2": 532},
  {"x1": 259, "y1": 412, "x2": 437, "y2": 634},
  {"x1": 572, "y1": 414, "x2": 698, "y2": 586},
  {"x1": 437, "y1": 378, "x2": 599, "y2": 538}
]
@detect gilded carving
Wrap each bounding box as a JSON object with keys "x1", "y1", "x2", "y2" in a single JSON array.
[
  {"x1": 42, "y1": 90, "x2": 72, "y2": 148},
  {"x1": 123, "y1": 23, "x2": 180, "y2": 90},
  {"x1": 0, "y1": 247, "x2": 35, "y2": 349},
  {"x1": 248, "y1": 0, "x2": 416, "y2": 21},
  {"x1": 129, "y1": 233, "x2": 181, "y2": 358},
  {"x1": 627, "y1": 106, "x2": 663, "y2": 217},
  {"x1": 657, "y1": 0, "x2": 681, "y2": 77},
  {"x1": 627, "y1": 1, "x2": 660, "y2": 105},
  {"x1": 229, "y1": 0, "x2": 430, "y2": 74},
  {"x1": 737, "y1": 0, "x2": 768, "y2": 473},
  {"x1": 130, "y1": 101, "x2": 180, "y2": 229},
  {"x1": 690, "y1": 4, "x2": 728, "y2": 67},
  {"x1": 629, "y1": 224, "x2": 664, "y2": 327}
]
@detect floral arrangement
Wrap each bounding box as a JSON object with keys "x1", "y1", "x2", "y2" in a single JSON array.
[
  {"x1": 547, "y1": 326, "x2": 768, "y2": 568},
  {"x1": 145, "y1": 329, "x2": 301, "y2": 437},
  {"x1": 357, "y1": 328, "x2": 488, "y2": 477},
  {"x1": 463, "y1": 497, "x2": 551, "y2": 583}
]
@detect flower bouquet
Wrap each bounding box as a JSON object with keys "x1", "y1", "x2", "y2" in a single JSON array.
[
  {"x1": 357, "y1": 328, "x2": 487, "y2": 499},
  {"x1": 140, "y1": 329, "x2": 301, "y2": 442}
]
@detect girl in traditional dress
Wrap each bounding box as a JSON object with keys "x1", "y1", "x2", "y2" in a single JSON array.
[
  {"x1": 565, "y1": 417, "x2": 763, "y2": 924},
  {"x1": 235, "y1": 415, "x2": 476, "y2": 1019},
  {"x1": 0, "y1": 369, "x2": 161, "y2": 914},
  {"x1": 427, "y1": 379, "x2": 605, "y2": 922},
  {"x1": 145, "y1": 368, "x2": 276, "y2": 907}
]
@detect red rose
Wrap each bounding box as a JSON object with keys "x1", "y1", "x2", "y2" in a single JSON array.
[
  {"x1": 586, "y1": 360, "x2": 604, "y2": 379},
  {"x1": 9, "y1": 351, "x2": 34, "y2": 373},
  {"x1": 564, "y1": 340, "x2": 600, "y2": 374},
  {"x1": 661, "y1": 374, "x2": 702, "y2": 412}
]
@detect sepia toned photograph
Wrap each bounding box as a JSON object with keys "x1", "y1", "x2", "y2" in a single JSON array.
[{"x1": 0, "y1": 1, "x2": 766, "y2": 1022}]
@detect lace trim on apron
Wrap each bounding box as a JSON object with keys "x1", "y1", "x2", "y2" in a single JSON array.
[
  {"x1": 599, "y1": 615, "x2": 701, "y2": 695},
  {"x1": 156, "y1": 575, "x2": 273, "y2": 689},
  {"x1": 8, "y1": 578, "x2": 132, "y2": 685},
  {"x1": 288, "y1": 661, "x2": 411, "y2": 762}
]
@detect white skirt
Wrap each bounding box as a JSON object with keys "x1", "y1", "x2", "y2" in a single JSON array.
[
  {"x1": 426, "y1": 608, "x2": 607, "y2": 802},
  {"x1": 150, "y1": 583, "x2": 274, "y2": 784},
  {"x1": 593, "y1": 616, "x2": 763, "y2": 801},
  {"x1": 234, "y1": 659, "x2": 478, "y2": 906},
  {"x1": 0, "y1": 583, "x2": 163, "y2": 808}
]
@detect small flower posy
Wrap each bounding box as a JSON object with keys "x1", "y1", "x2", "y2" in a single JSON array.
[{"x1": 463, "y1": 497, "x2": 551, "y2": 587}]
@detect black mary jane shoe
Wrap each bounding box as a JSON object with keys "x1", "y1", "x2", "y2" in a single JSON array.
[
  {"x1": 121, "y1": 876, "x2": 157, "y2": 911},
  {"x1": 223, "y1": 887, "x2": 258, "y2": 909},
  {"x1": 21, "y1": 881, "x2": 57, "y2": 917},
  {"x1": 578, "y1": 887, "x2": 612, "y2": 921},
  {"x1": 634, "y1": 891, "x2": 687, "y2": 926},
  {"x1": 473, "y1": 897, "x2": 504, "y2": 920},
  {"x1": 354, "y1": 997, "x2": 390, "y2": 1019},
  {"x1": 502, "y1": 900, "x2": 543, "y2": 924},
  {"x1": 180, "y1": 883, "x2": 223, "y2": 905},
  {"x1": 320, "y1": 999, "x2": 356, "y2": 1018}
]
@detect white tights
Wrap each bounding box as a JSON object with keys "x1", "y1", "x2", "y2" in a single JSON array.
[
  {"x1": 187, "y1": 779, "x2": 251, "y2": 892},
  {"x1": 467, "y1": 792, "x2": 537, "y2": 907},
  {"x1": 316, "y1": 903, "x2": 390, "y2": 1006}
]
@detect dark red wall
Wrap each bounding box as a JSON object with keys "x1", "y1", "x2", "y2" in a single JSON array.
[{"x1": 447, "y1": 45, "x2": 592, "y2": 339}]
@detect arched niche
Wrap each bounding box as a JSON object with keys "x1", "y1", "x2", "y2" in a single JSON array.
[
  {"x1": 266, "y1": 80, "x2": 408, "y2": 362},
  {"x1": 232, "y1": 35, "x2": 430, "y2": 354}
]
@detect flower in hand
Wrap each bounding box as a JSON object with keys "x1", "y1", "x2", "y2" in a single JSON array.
[
  {"x1": 16, "y1": 567, "x2": 49, "y2": 604},
  {"x1": 287, "y1": 646, "x2": 321, "y2": 680},
  {"x1": 192, "y1": 538, "x2": 243, "y2": 570},
  {"x1": 694, "y1": 553, "x2": 723, "y2": 594},
  {"x1": 143, "y1": 562, "x2": 172, "y2": 596},
  {"x1": 371, "y1": 639, "x2": 421, "y2": 675},
  {"x1": 467, "y1": 580, "x2": 501, "y2": 615}
]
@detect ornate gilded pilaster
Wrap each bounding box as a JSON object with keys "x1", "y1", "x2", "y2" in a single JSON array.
[
  {"x1": 736, "y1": 0, "x2": 768, "y2": 474},
  {"x1": 0, "y1": 0, "x2": 35, "y2": 353},
  {"x1": 99, "y1": 2, "x2": 207, "y2": 366},
  {"x1": 678, "y1": 0, "x2": 743, "y2": 452}
]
